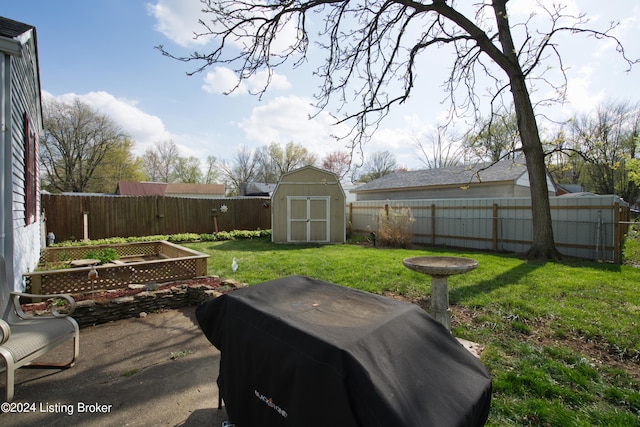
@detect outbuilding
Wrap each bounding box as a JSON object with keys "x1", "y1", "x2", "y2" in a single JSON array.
[
  {"x1": 352, "y1": 158, "x2": 557, "y2": 201},
  {"x1": 271, "y1": 166, "x2": 346, "y2": 243}
]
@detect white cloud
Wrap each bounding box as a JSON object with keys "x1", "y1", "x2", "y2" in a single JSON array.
[
  {"x1": 562, "y1": 66, "x2": 605, "y2": 115},
  {"x1": 45, "y1": 91, "x2": 173, "y2": 156},
  {"x1": 507, "y1": 0, "x2": 580, "y2": 17},
  {"x1": 202, "y1": 67, "x2": 291, "y2": 96},
  {"x1": 238, "y1": 95, "x2": 350, "y2": 158},
  {"x1": 147, "y1": 0, "x2": 211, "y2": 47}
]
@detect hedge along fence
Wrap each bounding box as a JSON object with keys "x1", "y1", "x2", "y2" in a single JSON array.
[
  {"x1": 347, "y1": 195, "x2": 630, "y2": 263},
  {"x1": 41, "y1": 194, "x2": 271, "y2": 243}
]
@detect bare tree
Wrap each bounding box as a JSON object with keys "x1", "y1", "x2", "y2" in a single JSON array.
[
  {"x1": 464, "y1": 111, "x2": 521, "y2": 163},
  {"x1": 159, "y1": 1, "x2": 636, "y2": 258},
  {"x1": 203, "y1": 155, "x2": 219, "y2": 184},
  {"x1": 322, "y1": 151, "x2": 351, "y2": 181},
  {"x1": 568, "y1": 101, "x2": 640, "y2": 201},
  {"x1": 143, "y1": 140, "x2": 180, "y2": 182},
  {"x1": 254, "y1": 142, "x2": 317, "y2": 183},
  {"x1": 358, "y1": 151, "x2": 398, "y2": 183},
  {"x1": 41, "y1": 97, "x2": 129, "y2": 192},
  {"x1": 221, "y1": 146, "x2": 258, "y2": 195},
  {"x1": 415, "y1": 126, "x2": 464, "y2": 169}
]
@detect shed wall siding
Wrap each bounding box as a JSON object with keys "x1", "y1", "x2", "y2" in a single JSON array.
[{"x1": 271, "y1": 167, "x2": 345, "y2": 243}]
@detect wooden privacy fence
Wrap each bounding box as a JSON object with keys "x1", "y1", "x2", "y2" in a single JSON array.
[
  {"x1": 348, "y1": 195, "x2": 630, "y2": 263},
  {"x1": 41, "y1": 194, "x2": 271, "y2": 242}
]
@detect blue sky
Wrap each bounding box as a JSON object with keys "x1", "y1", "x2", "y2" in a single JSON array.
[{"x1": 4, "y1": 1, "x2": 640, "y2": 173}]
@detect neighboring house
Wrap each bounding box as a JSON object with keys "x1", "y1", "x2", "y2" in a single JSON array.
[
  {"x1": 341, "y1": 183, "x2": 359, "y2": 204},
  {"x1": 116, "y1": 181, "x2": 225, "y2": 198},
  {"x1": 0, "y1": 16, "x2": 43, "y2": 291},
  {"x1": 116, "y1": 181, "x2": 167, "y2": 196},
  {"x1": 555, "y1": 183, "x2": 584, "y2": 196},
  {"x1": 271, "y1": 166, "x2": 346, "y2": 243},
  {"x1": 353, "y1": 159, "x2": 557, "y2": 201},
  {"x1": 164, "y1": 183, "x2": 225, "y2": 198}
]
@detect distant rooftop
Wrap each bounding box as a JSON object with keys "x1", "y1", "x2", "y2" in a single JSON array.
[
  {"x1": 116, "y1": 181, "x2": 225, "y2": 197},
  {"x1": 354, "y1": 159, "x2": 528, "y2": 193}
]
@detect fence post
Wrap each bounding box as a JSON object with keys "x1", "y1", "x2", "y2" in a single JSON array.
[
  {"x1": 614, "y1": 202, "x2": 621, "y2": 264},
  {"x1": 492, "y1": 204, "x2": 498, "y2": 252},
  {"x1": 431, "y1": 204, "x2": 436, "y2": 245},
  {"x1": 83, "y1": 211, "x2": 89, "y2": 241}
]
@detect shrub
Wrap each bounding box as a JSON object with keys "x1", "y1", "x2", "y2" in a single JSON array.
[
  {"x1": 52, "y1": 230, "x2": 272, "y2": 246},
  {"x1": 374, "y1": 206, "x2": 415, "y2": 248},
  {"x1": 167, "y1": 233, "x2": 200, "y2": 243},
  {"x1": 84, "y1": 248, "x2": 120, "y2": 264}
]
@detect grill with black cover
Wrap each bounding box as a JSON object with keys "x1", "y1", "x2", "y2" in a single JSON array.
[{"x1": 196, "y1": 275, "x2": 491, "y2": 426}]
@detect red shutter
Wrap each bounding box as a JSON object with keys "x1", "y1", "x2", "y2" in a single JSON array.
[{"x1": 23, "y1": 112, "x2": 37, "y2": 225}]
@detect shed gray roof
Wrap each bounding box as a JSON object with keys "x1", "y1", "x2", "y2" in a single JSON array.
[{"x1": 354, "y1": 159, "x2": 528, "y2": 192}]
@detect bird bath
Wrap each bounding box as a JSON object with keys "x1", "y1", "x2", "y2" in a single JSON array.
[{"x1": 403, "y1": 256, "x2": 478, "y2": 331}]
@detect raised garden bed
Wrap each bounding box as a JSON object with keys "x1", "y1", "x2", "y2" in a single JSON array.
[{"x1": 24, "y1": 241, "x2": 209, "y2": 295}]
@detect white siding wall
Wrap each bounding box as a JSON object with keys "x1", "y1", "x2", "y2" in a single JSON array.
[{"x1": 356, "y1": 183, "x2": 540, "y2": 201}]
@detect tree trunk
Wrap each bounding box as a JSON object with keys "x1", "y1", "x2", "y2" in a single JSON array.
[
  {"x1": 491, "y1": 0, "x2": 560, "y2": 259},
  {"x1": 510, "y1": 76, "x2": 561, "y2": 259}
]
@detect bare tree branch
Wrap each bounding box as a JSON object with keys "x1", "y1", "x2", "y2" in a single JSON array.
[{"x1": 158, "y1": 0, "x2": 638, "y2": 258}]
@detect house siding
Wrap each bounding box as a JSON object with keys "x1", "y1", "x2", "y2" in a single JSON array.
[
  {"x1": 1, "y1": 23, "x2": 42, "y2": 291},
  {"x1": 353, "y1": 160, "x2": 556, "y2": 201},
  {"x1": 356, "y1": 182, "x2": 530, "y2": 201}
]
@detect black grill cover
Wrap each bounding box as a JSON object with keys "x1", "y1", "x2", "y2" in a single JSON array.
[{"x1": 196, "y1": 275, "x2": 491, "y2": 427}]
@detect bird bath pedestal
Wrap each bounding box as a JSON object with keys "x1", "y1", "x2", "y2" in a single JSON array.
[{"x1": 403, "y1": 256, "x2": 478, "y2": 331}]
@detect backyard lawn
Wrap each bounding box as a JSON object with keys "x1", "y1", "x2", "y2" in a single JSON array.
[{"x1": 185, "y1": 236, "x2": 640, "y2": 426}]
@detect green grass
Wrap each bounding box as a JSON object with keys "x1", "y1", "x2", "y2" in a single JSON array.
[
  {"x1": 185, "y1": 237, "x2": 640, "y2": 426},
  {"x1": 623, "y1": 225, "x2": 640, "y2": 265}
]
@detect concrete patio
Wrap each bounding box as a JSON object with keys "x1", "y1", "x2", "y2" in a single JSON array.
[{"x1": 1, "y1": 307, "x2": 229, "y2": 426}]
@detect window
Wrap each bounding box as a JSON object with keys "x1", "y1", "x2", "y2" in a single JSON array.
[{"x1": 23, "y1": 112, "x2": 37, "y2": 225}]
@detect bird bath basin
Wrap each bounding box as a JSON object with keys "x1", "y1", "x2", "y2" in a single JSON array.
[{"x1": 403, "y1": 256, "x2": 478, "y2": 331}]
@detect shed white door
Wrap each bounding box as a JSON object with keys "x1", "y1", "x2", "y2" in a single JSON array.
[{"x1": 287, "y1": 196, "x2": 330, "y2": 243}]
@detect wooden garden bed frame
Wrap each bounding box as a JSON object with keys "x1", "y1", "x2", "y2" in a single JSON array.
[{"x1": 24, "y1": 241, "x2": 209, "y2": 295}]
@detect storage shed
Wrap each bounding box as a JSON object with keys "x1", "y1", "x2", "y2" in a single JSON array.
[{"x1": 271, "y1": 166, "x2": 346, "y2": 243}]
